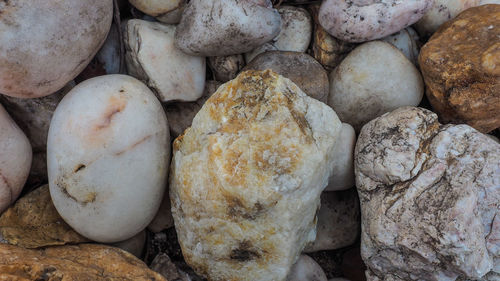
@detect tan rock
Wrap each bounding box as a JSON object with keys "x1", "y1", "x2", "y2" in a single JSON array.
[
  {"x1": 0, "y1": 185, "x2": 88, "y2": 249},
  {"x1": 170, "y1": 70, "x2": 342, "y2": 281},
  {"x1": 0, "y1": 243, "x2": 166, "y2": 280},
  {"x1": 419, "y1": 4, "x2": 500, "y2": 133}
]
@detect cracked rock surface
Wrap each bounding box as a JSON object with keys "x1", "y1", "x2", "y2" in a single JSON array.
[
  {"x1": 355, "y1": 107, "x2": 500, "y2": 280},
  {"x1": 170, "y1": 70, "x2": 342, "y2": 281}
]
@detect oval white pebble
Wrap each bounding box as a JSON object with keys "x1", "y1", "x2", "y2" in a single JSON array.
[{"x1": 47, "y1": 74, "x2": 170, "y2": 243}]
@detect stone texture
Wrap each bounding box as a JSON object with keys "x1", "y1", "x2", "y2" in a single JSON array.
[
  {"x1": 111, "y1": 230, "x2": 146, "y2": 258},
  {"x1": 243, "y1": 51, "x2": 329, "y2": 103},
  {"x1": 325, "y1": 123, "x2": 356, "y2": 191},
  {"x1": 381, "y1": 28, "x2": 420, "y2": 66},
  {"x1": 208, "y1": 55, "x2": 246, "y2": 82},
  {"x1": 150, "y1": 253, "x2": 191, "y2": 281},
  {"x1": 419, "y1": 4, "x2": 500, "y2": 133},
  {"x1": 170, "y1": 70, "x2": 342, "y2": 281},
  {"x1": 287, "y1": 255, "x2": 328, "y2": 281},
  {"x1": 355, "y1": 107, "x2": 500, "y2": 280},
  {"x1": 304, "y1": 190, "x2": 360, "y2": 252},
  {"x1": 129, "y1": 0, "x2": 183, "y2": 16},
  {"x1": 0, "y1": 243, "x2": 166, "y2": 280},
  {"x1": 147, "y1": 188, "x2": 175, "y2": 233},
  {"x1": 0, "y1": 0, "x2": 112, "y2": 98},
  {"x1": 0, "y1": 185, "x2": 88, "y2": 249}
]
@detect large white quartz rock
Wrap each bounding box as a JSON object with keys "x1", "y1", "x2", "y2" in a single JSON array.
[
  {"x1": 170, "y1": 70, "x2": 342, "y2": 281},
  {"x1": 125, "y1": 19, "x2": 206, "y2": 103},
  {"x1": 0, "y1": 105, "x2": 32, "y2": 213},
  {"x1": 47, "y1": 75, "x2": 170, "y2": 243},
  {"x1": 174, "y1": 0, "x2": 281, "y2": 56},
  {"x1": 355, "y1": 107, "x2": 500, "y2": 280}
]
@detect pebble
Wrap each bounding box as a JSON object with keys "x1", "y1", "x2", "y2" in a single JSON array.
[
  {"x1": 287, "y1": 255, "x2": 328, "y2": 281},
  {"x1": 325, "y1": 123, "x2": 356, "y2": 191}
]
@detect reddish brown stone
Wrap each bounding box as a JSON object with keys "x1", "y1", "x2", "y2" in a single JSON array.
[{"x1": 419, "y1": 5, "x2": 500, "y2": 133}]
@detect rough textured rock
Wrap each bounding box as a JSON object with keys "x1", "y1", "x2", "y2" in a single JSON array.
[
  {"x1": 0, "y1": 243, "x2": 166, "y2": 280},
  {"x1": 419, "y1": 5, "x2": 500, "y2": 133},
  {"x1": 170, "y1": 70, "x2": 342, "y2": 281},
  {"x1": 328, "y1": 41, "x2": 424, "y2": 131},
  {"x1": 287, "y1": 255, "x2": 328, "y2": 281},
  {"x1": 0, "y1": 185, "x2": 88, "y2": 249},
  {"x1": 48, "y1": 75, "x2": 170, "y2": 243},
  {"x1": 325, "y1": 123, "x2": 356, "y2": 191},
  {"x1": 355, "y1": 107, "x2": 500, "y2": 280},
  {"x1": 208, "y1": 55, "x2": 246, "y2": 82},
  {"x1": 165, "y1": 80, "x2": 222, "y2": 138},
  {"x1": 151, "y1": 253, "x2": 191, "y2": 281},
  {"x1": 318, "y1": 0, "x2": 433, "y2": 42},
  {"x1": 0, "y1": 104, "x2": 31, "y2": 214},
  {"x1": 174, "y1": 0, "x2": 281, "y2": 56},
  {"x1": 125, "y1": 20, "x2": 206, "y2": 102},
  {"x1": 243, "y1": 51, "x2": 329, "y2": 103},
  {"x1": 304, "y1": 190, "x2": 360, "y2": 252},
  {"x1": 0, "y1": 0, "x2": 113, "y2": 98}
]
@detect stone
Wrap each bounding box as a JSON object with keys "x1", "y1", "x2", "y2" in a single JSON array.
[
  {"x1": 419, "y1": 4, "x2": 500, "y2": 133},
  {"x1": 287, "y1": 255, "x2": 328, "y2": 281},
  {"x1": 129, "y1": 0, "x2": 184, "y2": 17},
  {"x1": 245, "y1": 6, "x2": 312, "y2": 63},
  {"x1": 96, "y1": 23, "x2": 122, "y2": 75},
  {"x1": 147, "y1": 188, "x2": 175, "y2": 233},
  {"x1": 481, "y1": 0, "x2": 500, "y2": 3},
  {"x1": 156, "y1": 0, "x2": 186, "y2": 24},
  {"x1": 381, "y1": 28, "x2": 420, "y2": 66},
  {"x1": 47, "y1": 75, "x2": 170, "y2": 243},
  {"x1": 309, "y1": 4, "x2": 357, "y2": 72},
  {"x1": 0, "y1": 185, "x2": 88, "y2": 249},
  {"x1": 165, "y1": 80, "x2": 222, "y2": 138},
  {"x1": 243, "y1": 51, "x2": 329, "y2": 103},
  {"x1": 328, "y1": 41, "x2": 424, "y2": 132},
  {"x1": 355, "y1": 106, "x2": 500, "y2": 280},
  {"x1": 125, "y1": 19, "x2": 206, "y2": 103},
  {"x1": 170, "y1": 70, "x2": 342, "y2": 281},
  {"x1": 0, "y1": 0, "x2": 113, "y2": 98},
  {"x1": 174, "y1": 0, "x2": 281, "y2": 56},
  {"x1": 111, "y1": 230, "x2": 146, "y2": 258},
  {"x1": 325, "y1": 123, "x2": 356, "y2": 191},
  {"x1": 318, "y1": 0, "x2": 433, "y2": 43},
  {"x1": 304, "y1": 190, "x2": 360, "y2": 252},
  {"x1": 208, "y1": 55, "x2": 246, "y2": 82},
  {"x1": 0, "y1": 104, "x2": 31, "y2": 214},
  {"x1": 329, "y1": 279, "x2": 351, "y2": 281},
  {"x1": 0, "y1": 82, "x2": 73, "y2": 187},
  {"x1": 415, "y1": 0, "x2": 480, "y2": 37},
  {"x1": 150, "y1": 253, "x2": 191, "y2": 281},
  {"x1": 0, "y1": 243, "x2": 166, "y2": 280}
]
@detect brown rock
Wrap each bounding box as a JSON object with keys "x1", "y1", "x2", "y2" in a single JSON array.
[
  {"x1": 0, "y1": 243, "x2": 166, "y2": 280},
  {"x1": 419, "y1": 4, "x2": 500, "y2": 133},
  {"x1": 0, "y1": 185, "x2": 88, "y2": 249}
]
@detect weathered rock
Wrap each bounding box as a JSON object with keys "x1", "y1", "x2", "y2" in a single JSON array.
[
  {"x1": 309, "y1": 4, "x2": 357, "y2": 72},
  {"x1": 328, "y1": 41, "x2": 424, "y2": 131},
  {"x1": 151, "y1": 253, "x2": 191, "y2": 281},
  {"x1": 419, "y1": 5, "x2": 500, "y2": 133},
  {"x1": 129, "y1": 0, "x2": 184, "y2": 16},
  {"x1": 325, "y1": 123, "x2": 356, "y2": 191},
  {"x1": 381, "y1": 28, "x2": 420, "y2": 66},
  {"x1": 111, "y1": 230, "x2": 146, "y2": 258},
  {"x1": 355, "y1": 107, "x2": 500, "y2": 280},
  {"x1": 318, "y1": 0, "x2": 433, "y2": 42},
  {"x1": 245, "y1": 6, "x2": 312, "y2": 63},
  {"x1": 0, "y1": 105, "x2": 31, "y2": 214},
  {"x1": 208, "y1": 55, "x2": 246, "y2": 82},
  {"x1": 170, "y1": 70, "x2": 342, "y2": 281},
  {"x1": 0, "y1": 185, "x2": 88, "y2": 249},
  {"x1": 48, "y1": 75, "x2": 170, "y2": 243},
  {"x1": 174, "y1": 0, "x2": 281, "y2": 56},
  {"x1": 156, "y1": 0, "x2": 186, "y2": 24},
  {"x1": 415, "y1": 0, "x2": 480, "y2": 37},
  {"x1": 243, "y1": 51, "x2": 329, "y2": 103},
  {"x1": 0, "y1": 0, "x2": 113, "y2": 98},
  {"x1": 0, "y1": 243, "x2": 166, "y2": 280},
  {"x1": 304, "y1": 190, "x2": 360, "y2": 252},
  {"x1": 125, "y1": 19, "x2": 206, "y2": 102},
  {"x1": 0, "y1": 82, "x2": 73, "y2": 187},
  {"x1": 165, "y1": 80, "x2": 222, "y2": 138},
  {"x1": 287, "y1": 255, "x2": 328, "y2": 281}
]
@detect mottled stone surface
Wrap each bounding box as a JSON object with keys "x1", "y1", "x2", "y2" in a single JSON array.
[
  {"x1": 0, "y1": 243, "x2": 166, "y2": 280},
  {"x1": 151, "y1": 253, "x2": 191, "y2": 281},
  {"x1": 170, "y1": 70, "x2": 342, "y2": 281},
  {"x1": 208, "y1": 55, "x2": 245, "y2": 82},
  {"x1": 0, "y1": 185, "x2": 88, "y2": 249},
  {"x1": 355, "y1": 107, "x2": 500, "y2": 280},
  {"x1": 419, "y1": 4, "x2": 500, "y2": 133}
]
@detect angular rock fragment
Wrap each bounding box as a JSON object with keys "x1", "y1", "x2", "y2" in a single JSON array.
[
  {"x1": 355, "y1": 107, "x2": 500, "y2": 280},
  {"x1": 0, "y1": 185, "x2": 88, "y2": 249},
  {"x1": 419, "y1": 4, "x2": 500, "y2": 133},
  {"x1": 174, "y1": 0, "x2": 281, "y2": 56},
  {"x1": 208, "y1": 55, "x2": 246, "y2": 82},
  {"x1": 151, "y1": 253, "x2": 191, "y2": 281},
  {"x1": 0, "y1": 243, "x2": 165, "y2": 280},
  {"x1": 170, "y1": 70, "x2": 342, "y2": 281}
]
